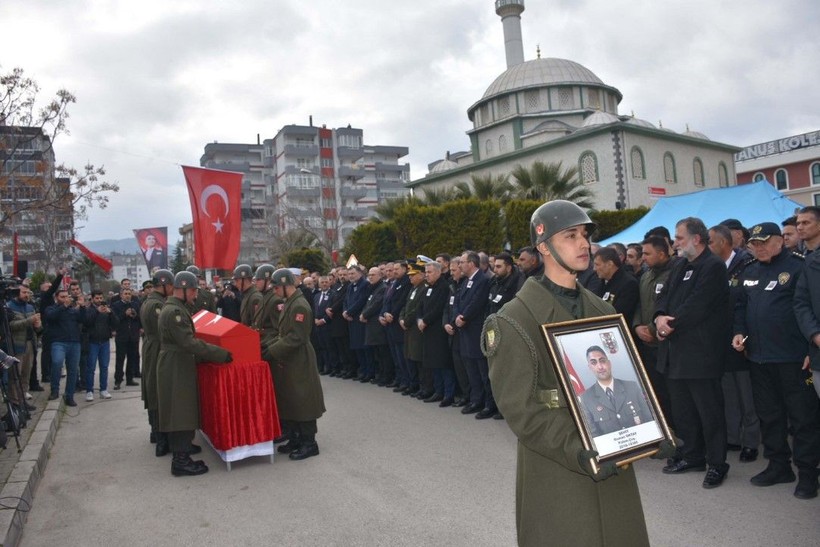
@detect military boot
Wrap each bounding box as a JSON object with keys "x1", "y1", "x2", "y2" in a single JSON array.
[
  {"x1": 155, "y1": 434, "x2": 170, "y2": 457},
  {"x1": 289, "y1": 437, "x2": 319, "y2": 461},
  {"x1": 276, "y1": 432, "x2": 301, "y2": 454},
  {"x1": 171, "y1": 452, "x2": 208, "y2": 476}
]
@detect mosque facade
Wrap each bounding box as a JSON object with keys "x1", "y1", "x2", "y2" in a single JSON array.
[{"x1": 408, "y1": 0, "x2": 740, "y2": 211}]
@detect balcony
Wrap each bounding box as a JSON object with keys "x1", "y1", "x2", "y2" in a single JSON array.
[
  {"x1": 341, "y1": 207, "x2": 371, "y2": 219},
  {"x1": 286, "y1": 186, "x2": 321, "y2": 198},
  {"x1": 336, "y1": 146, "x2": 364, "y2": 159},
  {"x1": 338, "y1": 166, "x2": 365, "y2": 180},
  {"x1": 203, "y1": 160, "x2": 250, "y2": 172},
  {"x1": 340, "y1": 187, "x2": 367, "y2": 199},
  {"x1": 290, "y1": 207, "x2": 321, "y2": 218},
  {"x1": 283, "y1": 144, "x2": 319, "y2": 157},
  {"x1": 374, "y1": 162, "x2": 409, "y2": 173}
]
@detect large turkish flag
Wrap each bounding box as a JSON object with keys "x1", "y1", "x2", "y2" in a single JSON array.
[{"x1": 182, "y1": 166, "x2": 242, "y2": 270}]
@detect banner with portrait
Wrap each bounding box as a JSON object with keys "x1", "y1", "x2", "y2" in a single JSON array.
[{"x1": 133, "y1": 226, "x2": 169, "y2": 273}]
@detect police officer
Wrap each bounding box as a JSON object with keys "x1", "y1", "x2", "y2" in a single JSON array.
[
  {"x1": 234, "y1": 264, "x2": 261, "y2": 327},
  {"x1": 140, "y1": 269, "x2": 174, "y2": 457},
  {"x1": 732, "y1": 222, "x2": 820, "y2": 499},
  {"x1": 482, "y1": 200, "x2": 668, "y2": 545},
  {"x1": 186, "y1": 265, "x2": 217, "y2": 313},
  {"x1": 156, "y1": 271, "x2": 231, "y2": 476},
  {"x1": 263, "y1": 268, "x2": 326, "y2": 460}
]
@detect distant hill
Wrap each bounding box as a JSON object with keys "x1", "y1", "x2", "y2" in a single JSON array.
[{"x1": 84, "y1": 238, "x2": 176, "y2": 256}]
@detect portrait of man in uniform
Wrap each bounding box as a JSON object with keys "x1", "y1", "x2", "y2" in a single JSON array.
[{"x1": 579, "y1": 345, "x2": 654, "y2": 437}]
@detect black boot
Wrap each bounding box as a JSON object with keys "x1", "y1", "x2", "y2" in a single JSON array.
[
  {"x1": 276, "y1": 431, "x2": 301, "y2": 454},
  {"x1": 155, "y1": 434, "x2": 170, "y2": 457},
  {"x1": 289, "y1": 440, "x2": 319, "y2": 461},
  {"x1": 149, "y1": 431, "x2": 157, "y2": 444},
  {"x1": 171, "y1": 452, "x2": 208, "y2": 476}
]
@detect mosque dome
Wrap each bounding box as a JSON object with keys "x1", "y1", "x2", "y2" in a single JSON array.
[
  {"x1": 429, "y1": 158, "x2": 458, "y2": 174},
  {"x1": 625, "y1": 117, "x2": 656, "y2": 129},
  {"x1": 683, "y1": 127, "x2": 710, "y2": 140},
  {"x1": 482, "y1": 58, "x2": 611, "y2": 99},
  {"x1": 582, "y1": 111, "x2": 620, "y2": 127}
]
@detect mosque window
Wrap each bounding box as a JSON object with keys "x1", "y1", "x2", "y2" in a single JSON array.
[
  {"x1": 499, "y1": 134, "x2": 507, "y2": 152},
  {"x1": 630, "y1": 147, "x2": 645, "y2": 179},
  {"x1": 480, "y1": 103, "x2": 490, "y2": 125},
  {"x1": 753, "y1": 172, "x2": 765, "y2": 182},
  {"x1": 719, "y1": 162, "x2": 729, "y2": 187},
  {"x1": 693, "y1": 158, "x2": 705, "y2": 187},
  {"x1": 499, "y1": 96, "x2": 511, "y2": 116},
  {"x1": 811, "y1": 163, "x2": 820, "y2": 185},
  {"x1": 663, "y1": 153, "x2": 677, "y2": 183},
  {"x1": 587, "y1": 89, "x2": 601, "y2": 110},
  {"x1": 775, "y1": 169, "x2": 788, "y2": 191},
  {"x1": 579, "y1": 152, "x2": 598, "y2": 184},
  {"x1": 485, "y1": 139, "x2": 494, "y2": 155},
  {"x1": 559, "y1": 88, "x2": 573, "y2": 109},
  {"x1": 526, "y1": 90, "x2": 539, "y2": 110}
]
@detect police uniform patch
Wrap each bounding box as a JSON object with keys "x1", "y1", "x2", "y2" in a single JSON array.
[
  {"x1": 778, "y1": 272, "x2": 790, "y2": 285},
  {"x1": 295, "y1": 313, "x2": 305, "y2": 322}
]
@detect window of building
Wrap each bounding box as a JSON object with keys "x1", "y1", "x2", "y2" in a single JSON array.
[
  {"x1": 587, "y1": 89, "x2": 600, "y2": 110},
  {"x1": 498, "y1": 96, "x2": 510, "y2": 116},
  {"x1": 337, "y1": 134, "x2": 361, "y2": 148},
  {"x1": 320, "y1": 138, "x2": 331, "y2": 148},
  {"x1": 719, "y1": 162, "x2": 729, "y2": 187},
  {"x1": 485, "y1": 139, "x2": 493, "y2": 155},
  {"x1": 526, "y1": 90, "x2": 539, "y2": 110},
  {"x1": 630, "y1": 146, "x2": 645, "y2": 179},
  {"x1": 499, "y1": 134, "x2": 507, "y2": 153},
  {"x1": 693, "y1": 157, "x2": 705, "y2": 187},
  {"x1": 753, "y1": 172, "x2": 766, "y2": 182},
  {"x1": 480, "y1": 103, "x2": 490, "y2": 125},
  {"x1": 775, "y1": 168, "x2": 788, "y2": 191},
  {"x1": 321, "y1": 158, "x2": 332, "y2": 168},
  {"x1": 811, "y1": 162, "x2": 820, "y2": 185},
  {"x1": 296, "y1": 158, "x2": 312, "y2": 169},
  {"x1": 559, "y1": 88, "x2": 573, "y2": 109},
  {"x1": 663, "y1": 152, "x2": 677, "y2": 183},
  {"x1": 579, "y1": 151, "x2": 598, "y2": 184}
]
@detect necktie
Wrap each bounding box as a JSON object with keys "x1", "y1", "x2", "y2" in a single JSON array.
[{"x1": 606, "y1": 387, "x2": 615, "y2": 407}]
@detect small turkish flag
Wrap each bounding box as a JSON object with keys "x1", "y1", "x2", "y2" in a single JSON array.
[
  {"x1": 182, "y1": 166, "x2": 242, "y2": 270},
  {"x1": 564, "y1": 349, "x2": 585, "y2": 395}
]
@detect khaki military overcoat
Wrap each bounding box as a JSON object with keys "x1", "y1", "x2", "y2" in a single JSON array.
[
  {"x1": 139, "y1": 291, "x2": 165, "y2": 410},
  {"x1": 482, "y1": 278, "x2": 649, "y2": 547},
  {"x1": 239, "y1": 285, "x2": 263, "y2": 327}
]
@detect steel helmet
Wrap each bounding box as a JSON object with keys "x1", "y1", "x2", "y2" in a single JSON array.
[
  {"x1": 233, "y1": 264, "x2": 253, "y2": 280},
  {"x1": 185, "y1": 265, "x2": 202, "y2": 277},
  {"x1": 253, "y1": 264, "x2": 275, "y2": 281},
  {"x1": 173, "y1": 271, "x2": 198, "y2": 289},
  {"x1": 271, "y1": 268, "x2": 296, "y2": 287},
  {"x1": 530, "y1": 200, "x2": 596, "y2": 246},
  {"x1": 152, "y1": 269, "x2": 174, "y2": 287}
]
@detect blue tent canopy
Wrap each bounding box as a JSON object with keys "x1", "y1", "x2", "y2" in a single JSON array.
[{"x1": 597, "y1": 181, "x2": 803, "y2": 245}]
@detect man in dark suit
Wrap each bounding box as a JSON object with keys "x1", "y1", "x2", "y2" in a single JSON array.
[
  {"x1": 380, "y1": 261, "x2": 411, "y2": 391},
  {"x1": 580, "y1": 346, "x2": 653, "y2": 436},
  {"x1": 343, "y1": 265, "x2": 371, "y2": 380},
  {"x1": 455, "y1": 251, "x2": 494, "y2": 418},
  {"x1": 655, "y1": 217, "x2": 731, "y2": 489},
  {"x1": 327, "y1": 268, "x2": 353, "y2": 377},
  {"x1": 593, "y1": 247, "x2": 639, "y2": 321},
  {"x1": 312, "y1": 276, "x2": 333, "y2": 375},
  {"x1": 361, "y1": 267, "x2": 393, "y2": 385},
  {"x1": 142, "y1": 234, "x2": 166, "y2": 272},
  {"x1": 417, "y1": 261, "x2": 454, "y2": 405}
]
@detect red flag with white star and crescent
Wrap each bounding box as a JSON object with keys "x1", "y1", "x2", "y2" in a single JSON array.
[{"x1": 182, "y1": 165, "x2": 242, "y2": 270}]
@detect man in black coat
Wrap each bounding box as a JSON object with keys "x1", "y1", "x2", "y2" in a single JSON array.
[
  {"x1": 380, "y1": 261, "x2": 411, "y2": 391},
  {"x1": 417, "y1": 261, "x2": 454, "y2": 405},
  {"x1": 456, "y1": 251, "x2": 494, "y2": 418},
  {"x1": 111, "y1": 287, "x2": 142, "y2": 390},
  {"x1": 593, "y1": 247, "x2": 639, "y2": 322},
  {"x1": 361, "y1": 267, "x2": 393, "y2": 386},
  {"x1": 327, "y1": 268, "x2": 353, "y2": 377},
  {"x1": 343, "y1": 266, "x2": 371, "y2": 380},
  {"x1": 312, "y1": 276, "x2": 333, "y2": 375},
  {"x1": 487, "y1": 252, "x2": 522, "y2": 316},
  {"x1": 654, "y1": 217, "x2": 731, "y2": 489}
]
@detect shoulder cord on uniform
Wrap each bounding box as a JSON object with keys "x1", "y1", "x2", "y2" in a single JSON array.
[{"x1": 495, "y1": 311, "x2": 541, "y2": 399}]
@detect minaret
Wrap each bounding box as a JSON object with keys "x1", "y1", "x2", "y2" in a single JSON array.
[{"x1": 495, "y1": 0, "x2": 526, "y2": 68}]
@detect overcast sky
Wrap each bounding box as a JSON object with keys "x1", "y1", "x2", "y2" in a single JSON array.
[{"x1": 2, "y1": 0, "x2": 818, "y2": 242}]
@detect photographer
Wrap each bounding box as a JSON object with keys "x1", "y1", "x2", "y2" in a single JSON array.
[
  {"x1": 84, "y1": 290, "x2": 118, "y2": 401},
  {"x1": 111, "y1": 287, "x2": 141, "y2": 390},
  {"x1": 44, "y1": 288, "x2": 87, "y2": 407},
  {"x1": 7, "y1": 285, "x2": 42, "y2": 411}
]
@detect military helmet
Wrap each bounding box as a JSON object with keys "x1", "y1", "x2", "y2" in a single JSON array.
[
  {"x1": 233, "y1": 264, "x2": 253, "y2": 280},
  {"x1": 271, "y1": 268, "x2": 296, "y2": 287},
  {"x1": 152, "y1": 269, "x2": 174, "y2": 287},
  {"x1": 173, "y1": 271, "x2": 198, "y2": 289},
  {"x1": 530, "y1": 200, "x2": 596, "y2": 246},
  {"x1": 253, "y1": 264, "x2": 275, "y2": 281},
  {"x1": 186, "y1": 265, "x2": 202, "y2": 277}
]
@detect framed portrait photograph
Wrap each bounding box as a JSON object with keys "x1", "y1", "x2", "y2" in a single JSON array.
[{"x1": 541, "y1": 315, "x2": 675, "y2": 472}]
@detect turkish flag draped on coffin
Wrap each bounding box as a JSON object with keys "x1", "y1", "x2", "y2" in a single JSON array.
[{"x1": 182, "y1": 166, "x2": 242, "y2": 270}]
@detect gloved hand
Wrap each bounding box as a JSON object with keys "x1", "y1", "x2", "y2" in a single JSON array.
[
  {"x1": 223, "y1": 352, "x2": 233, "y2": 364},
  {"x1": 650, "y1": 438, "x2": 680, "y2": 460},
  {"x1": 578, "y1": 449, "x2": 619, "y2": 482},
  {"x1": 1, "y1": 355, "x2": 21, "y2": 369}
]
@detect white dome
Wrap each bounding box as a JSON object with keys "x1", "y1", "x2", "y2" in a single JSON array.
[
  {"x1": 683, "y1": 129, "x2": 710, "y2": 140},
  {"x1": 430, "y1": 159, "x2": 458, "y2": 174},
  {"x1": 582, "y1": 111, "x2": 620, "y2": 127},
  {"x1": 625, "y1": 117, "x2": 655, "y2": 129},
  {"x1": 482, "y1": 57, "x2": 613, "y2": 99}
]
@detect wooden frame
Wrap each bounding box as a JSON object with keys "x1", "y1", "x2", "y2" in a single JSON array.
[{"x1": 541, "y1": 314, "x2": 674, "y2": 472}]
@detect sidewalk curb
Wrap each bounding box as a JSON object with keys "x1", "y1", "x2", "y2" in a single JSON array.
[{"x1": 0, "y1": 399, "x2": 63, "y2": 547}]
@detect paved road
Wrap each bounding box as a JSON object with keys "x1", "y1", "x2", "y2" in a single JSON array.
[{"x1": 21, "y1": 376, "x2": 819, "y2": 546}]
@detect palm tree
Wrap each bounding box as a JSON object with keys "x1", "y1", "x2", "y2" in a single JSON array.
[
  {"x1": 511, "y1": 161, "x2": 595, "y2": 209},
  {"x1": 374, "y1": 195, "x2": 423, "y2": 221},
  {"x1": 420, "y1": 187, "x2": 458, "y2": 206},
  {"x1": 461, "y1": 173, "x2": 513, "y2": 202}
]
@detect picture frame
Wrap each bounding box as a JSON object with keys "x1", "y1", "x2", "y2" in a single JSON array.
[{"x1": 540, "y1": 314, "x2": 675, "y2": 472}]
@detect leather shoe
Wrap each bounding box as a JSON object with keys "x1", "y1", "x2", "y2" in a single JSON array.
[
  {"x1": 64, "y1": 397, "x2": 77, "y2": 407},
  {"x1": 423, "y1": 393, "x2": 444, "y2": 403},
  {"x1": 114, "y1": 382, "x2": 122, "y2": 390},
  {"x1": 702, "y1": 465, "x2": 729, "y2": 489},
  {"x1": 289, "y1": 442, "x2": 319, "y2": 461},
  {"x1": 277, "y1": 441, "x2": 301, "y2": 454},
  {"x1": 125, "y1": 380, "x2": 139, "y2": 386},
  {"x1": 439, "y1": 397, "x2": 454, "y2": 408},
  {"x1": 29, "y1": 384, "x2": 45, "y2": 392},
  {"x1": 794, "y1": 471, "x2": 819, "y2": 499},
  {"x1": 155, "y1": 438, "x2": 170, "y2": 457},
  {"x1": 48, "y1": 392, "x2": 59, "y2": 401},
  {"x1": 385, "y1": 381, "x2": 398, "y2": 388},
  {"x1": 461, "y1": 403, "x2": 480, "y2": 415},
  {"x1": 662, "y1": 459, "x2": 706, "y2": 474},
  {"x1": 416, "y1": 390, "x2": 433, "y2": 400},
  {"x1": 739, "y1": 447, "x2": 758, "y2": 462},
  {"x1": 475, "y1": 408, "x2": 498, "y2": 420},
  {"x1": 493, "y1": 411, "x2": 504, "y2": 420},
  {"x1": 190, "y1": 444, "x2": 202, "y2": 455},
  {"x1": 750, "y1": 464, "x2": 796, "y2": 486},
  {"x1": 453, "y1": 398, "x2": 468, "y2": 408},
  {"x1": 171, "y1": 454, "x2": 208, "y2": 476},
  {"x1": 393, "y1": 385, "x2": 407, "y2": 393}
]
